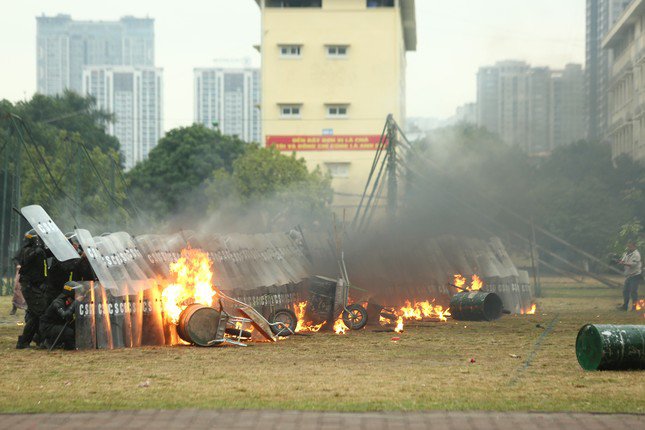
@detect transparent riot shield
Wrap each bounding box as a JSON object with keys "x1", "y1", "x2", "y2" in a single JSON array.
[
  {"x1": 76, "y1": 229, "x2": 119, "y2": 292},
  {"x1": 94, "y1": 282, "x2": 115, "y2": 349},
  {"x1": 113, "y1": 232, "x2": 157, "y2": 279},
  {"x1": 134, "y1": 234, "x2": 168, "y2": 278},
  {"x1": 75, "y1": 281, "x2": 96, "y2": 350},
  {"x1": 21, "y1": 205, "x2": 80, "y2": 262}
]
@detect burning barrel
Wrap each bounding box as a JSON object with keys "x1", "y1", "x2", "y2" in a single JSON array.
[
  {"x1": 177, "y1": 304, "x2": 224, "y2": 346},
  {"x1": 576, "y1": 324, "x2": 645, "y2": 371},
  {"x1": 449, "y1": 291, "x2": 503, "y2": 321}
]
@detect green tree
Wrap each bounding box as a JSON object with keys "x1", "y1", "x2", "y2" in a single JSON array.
[
  {"x1": 127, "y1": 124, "x2": 248, "y2": 218},
  {"x1": 205, "y1": 147, "x2": 332, "y2": 231},
  {"x1": 1, "y1": 94, "x2": 127, "y2": 232}
]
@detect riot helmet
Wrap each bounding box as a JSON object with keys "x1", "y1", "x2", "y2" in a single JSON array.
[{"x1": 62, "y1": 281, "x2": 81, "y2": 298}]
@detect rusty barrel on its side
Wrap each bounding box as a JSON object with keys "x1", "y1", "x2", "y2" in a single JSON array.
[
  {"x1": 177, "y1": 304, "x2": 222, "y2": 346},
  {"x1": 449, "y1": 291, "x2": 504, "y2": 321},
  {"x1": 576, "y1": 324, "x2": 645, "y2": 371}
]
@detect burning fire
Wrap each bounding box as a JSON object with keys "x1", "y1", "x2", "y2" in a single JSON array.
[
  {"x1": 293, "y1": 301, "x2": 325, "y2": 333},
  {"x1": 334, "y1": 317, "x2": 349, "y2": 335},
  {"x1": 470, "y1": 275, "x2": 483, "y2": 291},
  {"x1": 399, "y1": 299, "x2": 451, "y2": 322},
  {"x1": 454, "y1": 274, "x2": 467, "y2": 289},
  {"x1": 454, "y1": 274, "x2": 483, "y2": 291},
  {"x1": 521, "y1": 304, "x2": 537, "y2": 315},
  {"x1": 394, "y1": 316, "x2": 404, "y2": 333},
  {"x1": 161, "y1": 248, "x2": 216, "y2": 324},
  {"x1": 634, "y1": 300, "x2": 645, "y2": 317}
]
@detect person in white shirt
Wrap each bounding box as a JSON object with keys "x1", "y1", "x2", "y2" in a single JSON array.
[{"x1": 618, "y1": 241, "x2": 642, "y2": 311}]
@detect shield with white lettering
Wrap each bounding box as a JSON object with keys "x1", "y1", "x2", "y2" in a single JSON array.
[
  {"x1": 75, "y1": 229, "x2": 118, "y2": 293},
  {"x1": 21, "y1": 205, "x2": 80, "y2": 262}
]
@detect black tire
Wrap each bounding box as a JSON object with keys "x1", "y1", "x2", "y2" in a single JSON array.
[
  {"x1": 269, "y1": 309, "x2": 297, "y2": 336},
  {"x1": 342, "y1": 304, "x2": 368, "y2": 330},
  {"x1": 224, "y1": 327, "x2": 253, "y2": 339}
]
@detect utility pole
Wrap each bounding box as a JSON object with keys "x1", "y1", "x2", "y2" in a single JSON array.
[
  {"x1": 529, "y1": 218, "x2": 542, "y2": 297},
  {"x1": 109, "y1": 158, "x2": 116, "y2": 231},
  {"x1": 386, "y1": 115, "x2": 397, "y2": 221},
  {"x1": 75, "y1": 141, "x2": 81, "y2": 220},
  {"x1": 0, "y1": 134, "x2": 10, "y2": 277}
]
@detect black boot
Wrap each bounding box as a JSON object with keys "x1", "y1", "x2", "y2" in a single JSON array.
[
  {"x1": 10, "y1": 305, "x2": 17, "y2": 316},
  {"x1": 16, "y1": 336, "x2": 30, "y2": 349}
]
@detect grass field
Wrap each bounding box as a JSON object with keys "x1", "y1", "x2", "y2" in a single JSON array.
[{"x1": 0, "y1": 277, "x2": 643, "y2": 414}]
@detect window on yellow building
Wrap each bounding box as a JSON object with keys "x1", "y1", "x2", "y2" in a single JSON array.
[
  {"x1": 279, "y1": 45, "x2": 302, "y2": 58},
  {"x1": 327, "y1": 45, "x2": 348, "y2": 58},
  {"x1": 367, "y1": 0, "x2": 394, "y2": 7},
  {"x1": 325, "y1": 162, "x2": 350, "y2": 178},
  {"x1": 280, "y1": 104, "x2": 302, "y2": 118},
  {"x1": 267, "y1": 0, "x2": 322, "y2": 7},
  {"x1": 327, "y1": 105, "x2": 348, "y2": 118}
]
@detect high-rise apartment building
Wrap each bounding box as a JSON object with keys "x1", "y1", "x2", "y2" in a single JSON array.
[
  {"x1": 253, "y1": 0, "x2": 416, "y2": 215},
  {"x1": 194, "y1": 67, "x2": 261, "y2": 143},
  {"x1": 83, "y1": 66, "x2": 163, "y2": 170},
  {"x1": 603, "y1": 0, "x2": 645, "y2": 162},
  {"x1": 37, "y1": 14, "x2": 154, "y2": 95},
  {"x1": 476, "y1": 61, "x2": 586, "y2": 154},
  {"x1": 585, "y1": 0, "x2": 631, "y2": 141},
  {"x1": 551, "y1": 64, "x2": 586, "y2": 149}
]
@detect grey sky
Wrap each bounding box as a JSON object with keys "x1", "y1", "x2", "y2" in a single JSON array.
[{"x1": 0, "y1": 0, "x2": 584, "y2": 130}]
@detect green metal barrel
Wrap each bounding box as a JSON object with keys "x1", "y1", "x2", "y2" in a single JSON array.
[
  {"x1": 449, "y1": 291, "x2": 504, "y2": 321},
  {"x1": 576, "y1": 324, "x2": 645, "y2": 371}
]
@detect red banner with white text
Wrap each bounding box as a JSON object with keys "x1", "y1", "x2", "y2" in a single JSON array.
[{"x1": 266, "y1": 135, "x2": 386, "y2": 151}]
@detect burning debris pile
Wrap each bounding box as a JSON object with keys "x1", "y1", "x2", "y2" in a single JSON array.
[
  {"x1": 20, "y1": 205, "x2": 537, "y2": 351},
  {"x1": 306, "y1": 232, "x2": 537, "y2": 319}
]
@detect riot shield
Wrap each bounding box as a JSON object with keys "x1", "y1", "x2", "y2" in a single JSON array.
[
  {"x1": 134, "y1": 234, "x2": 169, "y2": 278},
  {"x1": 107, "y1": 232, "x2": 155, "y2": 293},
  {"x1": 76, "y1": 229, "x2": 118, "y2": 292},
  {"x1": 21, "y1": 205, "x2": 80, "y2": 262},
  {"x1": 113, "y1": 232, "x2": 157, "y2": 279},
  {"x1": 75, "y1": 281, "x2": 96, "y2": 350}
]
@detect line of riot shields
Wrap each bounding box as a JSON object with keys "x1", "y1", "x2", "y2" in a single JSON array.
[
  {"x1": 303, "y1": 232, "x2": 534, "y2": 314},
  {"x1": 73, "y1": 230, "x2": 316, "y2": 349},
  {"x1": 21, "y1": 204, "x2": 534, "y2": 351},
  {"x1": 21, "y1": 206, "x2": 318, "y2": 349}
]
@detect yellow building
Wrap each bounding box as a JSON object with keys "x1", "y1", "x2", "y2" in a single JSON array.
[{"x1": 253, "y1": 0, "x2": 417, "y2": 216}]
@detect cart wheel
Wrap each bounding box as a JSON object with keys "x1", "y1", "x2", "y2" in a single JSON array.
[
  {"x1": 342, "y1": 304, "x2": 368, "y2": 330},
  {"x1": 224, "y1": 327, "x2": 253, "y2": 339},
  {"x1": 269, "y1": 309, "x2": 297, "y2": 336}
]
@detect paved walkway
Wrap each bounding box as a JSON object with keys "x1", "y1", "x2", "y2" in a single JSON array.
[{"x1": 1, "y1": 410, "x2": 643, "y2": 430}]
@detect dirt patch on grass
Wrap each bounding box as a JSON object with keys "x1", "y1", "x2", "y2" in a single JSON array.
[{"x1": 0, "y1": 278, "x2": 643, "y2": 413}]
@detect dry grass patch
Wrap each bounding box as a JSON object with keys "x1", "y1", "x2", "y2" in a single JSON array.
[{"x1": 0, "y1": 278, "x2": 643, "y2": 413}]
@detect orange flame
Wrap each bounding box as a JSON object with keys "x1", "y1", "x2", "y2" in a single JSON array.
[
  {"x1": 635, "y1": 300, "x2": 645, "y2": 318},
  {"x1": 161, "y1": 248, "x2": 216, "y2": 324},
  {"x1": 521, "y1": 304, "x2": 537, "y2": 315},
  {"x1": 399, "y1": 299, "x2": 451, "y2": 322},
  {"x1": 635, "y1": 299, "x2": 645, "y2": 312},
  {"x1": 454, "y1": 274, "x2": 484, "y2": 291},
  {"x1": 394, "y1": 316, "x2": 404, "y2": 333},
  {"x1": 334, "y1": 317, "x2": 348, "y2": 335},
  {"x1": 293, "y1": 301, "x2": 325, "y2": 333},
  {"x1": 470, "y1": 275, "x2": 483, "y2": 291}
]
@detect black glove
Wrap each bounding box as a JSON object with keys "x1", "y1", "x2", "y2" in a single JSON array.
[{"x1": 62, "y1": 308, "x2": 75, "y2": 322}]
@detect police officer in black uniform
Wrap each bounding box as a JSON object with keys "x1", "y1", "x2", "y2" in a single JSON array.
[
  {"x1": 44, "y1": 233, "x2": 94, "y2": 305},
  {"x1": 40, "y1": 281, "x2": 79, "y2": 350},
  {"x1": 14, "y1": 229, "x2": 51, "y2": 349}
]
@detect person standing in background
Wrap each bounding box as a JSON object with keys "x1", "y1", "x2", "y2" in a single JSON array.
[{"x1": 618, "y1": 240, "x2": 642, "y2": 311}]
